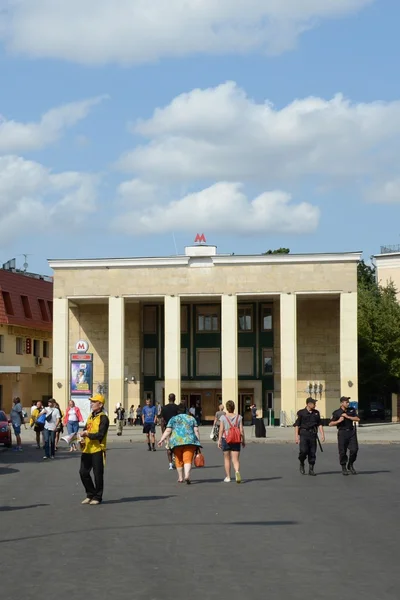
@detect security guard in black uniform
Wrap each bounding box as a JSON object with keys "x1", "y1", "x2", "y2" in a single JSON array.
[
  {"x1": 294, "y1": 398, "x2": 325, "y2": 476},
  {"x1": 329, "y1": 396, "x2": 360, "y2": 475}
]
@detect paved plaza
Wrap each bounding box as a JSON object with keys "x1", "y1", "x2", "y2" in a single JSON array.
[{"x1": 1, "y1": 437, "x2": 399, "y2": 600}]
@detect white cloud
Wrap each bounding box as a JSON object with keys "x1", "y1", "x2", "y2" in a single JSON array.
[
  {"x1": 0, "y1": 155, "x2": 99, "y2": 246},
  {"x1": 112, "y1": 181, "x2": 319, "y2": 235},
  {"x1": 0, "y1": 0, "x2": 373, "y2": 64},
  {"x1": 0, "y1": 95, "x2": 107, "y2": 153},
  {"x1": 365, "y1": 179, "x2": 400, "y2": 203},
  {"x1": 120, "y1": 81, "x2": 400, "y2": 186},
  {"x1": 117, "y1": 178, "x2": 160, "y2": 207}
]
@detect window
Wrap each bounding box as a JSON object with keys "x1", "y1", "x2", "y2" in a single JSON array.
[
  {"x1": 181, "y1": 306, "x2": 188, "y2": 333},
  {"x1": 238, "y1": 348, "x2": 254, "y2": 376},
  {"x1": 16, "y1": 337, "x2": 23, "y2": 355},
  {"x1": 0, "y1": 335, "x2": 4, "y2": 353},
  {"x1": 143, "y1": 348, "x2": 157, "y2": 375},
  {"x1": 197, "y1": 305, "x2": 220, "y2": 332},
  {"x1": 43, "y1": 341, "x2": 50, "y2": 358},
  {"x1": 2, "y1": 291, "x2": 14, "y2": 315},
  {"x1": 261, "y1": 305, "x2": 273, "y2": 331},
  {"x1": 21, "y1": 295, "x2": 32, "y2": 319},
  {"x1": 38, "y1": 299, "x2": 49, "y2": 321},
  {"x1": 238, "y1": 305, "x2": 253, "y2": 332},
  {"x1": 143, "y1": 306, "x2": 157, "y2": 334},
  {"x1": 196, "y1": 348, "x2": 221, "y2": 376},
  {"x1": 181, "y1": 348, "x2": 188, "y2": 376},
  {"x1": 33, "y1": 339, "x2": 40, "y2": 357},
  {"x1": 47, "y1": 300, "x2": 53, "y2": 320},
  {"x1": 262, "y1": 349, "x2": 274, "y2": 374}
]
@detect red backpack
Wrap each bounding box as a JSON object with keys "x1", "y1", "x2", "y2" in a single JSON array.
[{"x1": 225, "y1": 415, "x2": 242, "y2": 444}]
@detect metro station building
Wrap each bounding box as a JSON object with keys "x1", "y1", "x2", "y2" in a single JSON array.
[{"x1": 50, "y1": 244, "x2": 360, "y2": 424}]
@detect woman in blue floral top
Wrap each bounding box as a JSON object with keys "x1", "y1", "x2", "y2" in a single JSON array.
[{"x1": 158, "y1": 404, "x2": 201, "y2": 484}]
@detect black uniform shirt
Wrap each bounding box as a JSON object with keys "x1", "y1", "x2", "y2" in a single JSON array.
[
  {"x1": 331, "y1": 408, "x2": 357, "y2": 430},
  {"x1": 295, "y1": 408, "x2": 321, "y2": 431}
]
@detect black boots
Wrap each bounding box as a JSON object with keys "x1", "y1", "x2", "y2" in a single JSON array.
[
  {"x1": 347, "y1": 463, "x2": 357, "y2": 475},
  {"x1": 342, "y1": 465, "x2": 349, "y2": 476},
  {"x1": 308, "y1": 465, "x2": 316, "y2": 477},
  {"x1": 299, "y1": 462, "x2": 305, "y2": 475}
]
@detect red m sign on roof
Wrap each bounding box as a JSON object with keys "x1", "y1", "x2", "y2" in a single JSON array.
[{"x1": 194, "y1": 233, "x2": 206, "y2": 244}]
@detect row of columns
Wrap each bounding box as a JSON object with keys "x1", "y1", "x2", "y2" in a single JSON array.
[{"x1": 52, "y1": 293, "x2": 358, "y2": 413}]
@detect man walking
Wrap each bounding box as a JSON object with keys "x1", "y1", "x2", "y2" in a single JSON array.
[
  {"x1": 80, "y1": 393, "x2": 110, "y2": 505},
  {"x1": 329, "y1": 397, "x2": 360, "y2": 475},
  {"x1": 295, "y1": 398, "x2": 325, "y2": 476},
  {"x1": 42, "y1": 399, "x2": 61, "y2": 459},
  {"x1": 10, "y1": 397, "x2": 23, "y2": 452},
  {"x1": 161, "y1": 393, "x2": 179, "y2": 469},
  {"x1": 114, "y1": 403, "x2": 125, "y2": 436},
  {"x1": 142, "y1": 398, "x2": 157, "y2": 451}
]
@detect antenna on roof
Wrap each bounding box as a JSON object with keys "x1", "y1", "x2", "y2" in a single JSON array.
[
  {"x1": 172, "y1": 233, "x2": 178, "y2": 255},
  {"x1": 18, "y1": 254, "x2": 32, "y2": 272}
]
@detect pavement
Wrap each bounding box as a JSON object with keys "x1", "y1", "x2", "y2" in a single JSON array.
[
  {"x1": 1, "y1": 431, "x2": 400, "y2": 600},
  {"x1": 62, "y1": 421, "x2": 400, "y2": 444}
]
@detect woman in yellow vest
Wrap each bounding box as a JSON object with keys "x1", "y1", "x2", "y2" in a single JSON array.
[{"x1": 79, "y1": 394, "x2": 110, "y2": 505}]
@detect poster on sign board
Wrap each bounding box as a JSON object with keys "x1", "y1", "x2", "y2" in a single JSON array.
[
  {"x1": 72, "y1": 396, "x2": 92, "y2": 425},
  {"x1": 70, "y1": 361, "x2": 93, "y2": 395}
]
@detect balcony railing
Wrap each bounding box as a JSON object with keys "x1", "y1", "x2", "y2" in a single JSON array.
[{"x1": 380, "y1": 244, "x2": 400, "y2": 254}]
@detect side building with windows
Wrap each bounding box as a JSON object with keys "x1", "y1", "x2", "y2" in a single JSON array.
[
  {"x1": 49, "y1": 245, "x2": 360, "y2": 425},
  {"x1": 0, "y1": 265, "x2": 53, "y2": 413}
]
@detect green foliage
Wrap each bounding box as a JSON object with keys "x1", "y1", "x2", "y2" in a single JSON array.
[
  {"x1": 263, "y1": 248, "x2": 290, "y2": 255},
  {"x1": 358, "y1": 262, "x2": 400, "y2": 397}
]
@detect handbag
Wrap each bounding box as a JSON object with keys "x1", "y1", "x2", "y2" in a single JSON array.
[
  {"x1": 225, "y1": 415, "x2": 242, "y2": 445},
  {"x1": 194, "y1": 449, "x2": 205, "y2": 468},
  {"x1": 36, "y1": 413, "x2": 47, "y2": 425}
]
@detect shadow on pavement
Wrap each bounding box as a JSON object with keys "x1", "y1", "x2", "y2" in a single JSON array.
[
  {"x1": 0, "y1": 504, "x2": 49, "y2": 512},
  {"x1": 0, "y1": 519, "x2": 297, "y2": 544},
  {"x1": 0, "y1": 467, "x2": 19, "y2": 475},
  {"x1": 193, "y1": 477, "x2": 282, "y2": 484},
  {"x1": 317, "y1": 470, "x2": 391, "y2": 476},
  {"x1": 0, "y1": 449, "x2": 79, "y2": 464},
  {"x1": 102, "y1": 495, "x2": 177, "y2": 505},
  {"x1": 230, "y1": 520, "x2": 298, "y2": 526}
]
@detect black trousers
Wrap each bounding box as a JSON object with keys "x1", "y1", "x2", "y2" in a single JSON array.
[
  {"x1": 80, "y1": 451, "x2": 105, "y2": 502},
  {"x1": 338, "y1": 430, "x2": 358, "y2": 466},
  {"x1": 299, "y1": 432, "x2": 317, "y2": 465}
]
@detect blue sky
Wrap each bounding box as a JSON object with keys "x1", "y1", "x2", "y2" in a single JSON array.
[{"x1": 0, "y1": 0, "x2": 399, "y2": 275}]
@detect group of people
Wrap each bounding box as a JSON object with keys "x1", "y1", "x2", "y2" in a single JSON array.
[
  {"x1": 295, "y1": 395, "x2": 360, "y2": 476},
  {"x1": 6, "y1": 392, "x2": 360, "y2": 505}
]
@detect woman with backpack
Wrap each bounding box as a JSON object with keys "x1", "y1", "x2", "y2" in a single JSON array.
[{"x1": 218, "y1": 400, "x2": 245, "y2": 483}]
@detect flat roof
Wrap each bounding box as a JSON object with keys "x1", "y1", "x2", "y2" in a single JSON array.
[{"x1": 48, "y1": 251, "x2": 362, "y2": 270}]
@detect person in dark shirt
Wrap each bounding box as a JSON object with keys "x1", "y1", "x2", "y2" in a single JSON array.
[
  {"x1": 294, "y1": 398, "x2": 325, "y2": 476},
  {"x1": 329, "y1": 396, "x2": 360, "y2": 475},
  {"x1": 161, "y1": 393, "x2": 179, "y2": 470}
]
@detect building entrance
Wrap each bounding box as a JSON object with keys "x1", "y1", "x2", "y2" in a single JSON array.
[{"x1": 180, "y1": 388, "x2": 254, "y2": 423}]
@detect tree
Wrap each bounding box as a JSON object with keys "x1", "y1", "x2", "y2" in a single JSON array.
[
  {"x1": 358, "y1": 261, "x2": 400, "y2": 402},
  {"x1": 263, "y1": 248, "x2": 290, "y2": 255}
]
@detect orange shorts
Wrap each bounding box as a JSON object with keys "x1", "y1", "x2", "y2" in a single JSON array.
[{"x1": 173, "y1": 445, "x2": 196, "y2": 467}]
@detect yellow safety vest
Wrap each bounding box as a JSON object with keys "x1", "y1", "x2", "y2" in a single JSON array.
[{"x1": 82, "y1": 410, "x2": 108, "y2": 454}]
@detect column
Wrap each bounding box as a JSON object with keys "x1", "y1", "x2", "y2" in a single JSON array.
[
  {"x1": 108, "y1": 297, "x2": 125, "y2": 408},
  {"x1": 164, "y1": 296, "x2": 181, "y2": 403},
  {"x1": 52, "y1": 298, "x2": 69, "y2": 410},
  {"x1": 280, "y1": 293, "x2": 297, "y2": 423},
  {"x1": 340, "y1": 292, "x2": 358, "y2": 399},
  {"x1": 221, "y1": 295, "x2": 238, "y2": 405}
]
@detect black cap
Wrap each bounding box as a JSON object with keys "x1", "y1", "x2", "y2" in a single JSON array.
[
  {"x1": 306, "y1": 397, "x2": 316, "y2": 405},
  {"x1": 340, "y1": 396, "x2": 351, "y2": 403}
]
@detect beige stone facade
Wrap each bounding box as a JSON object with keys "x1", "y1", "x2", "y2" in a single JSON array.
[
  {"x1": 49, "y1": 246, "x2": 360, "y2": 424},
  {"x1": 374, "y1": 251, "x2": 400, "y2": 302}
]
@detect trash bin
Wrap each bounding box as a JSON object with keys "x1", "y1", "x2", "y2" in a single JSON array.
[{"x1": 255, "y1": 418, "x2": 266, "y2": 438}]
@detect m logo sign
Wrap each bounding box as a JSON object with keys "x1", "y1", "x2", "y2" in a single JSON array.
[
  {"x1": 194, "y1": 233, "x2": 206, "y2": 244},
  {"x1": 75, "y1": 340, "x2": 89, "y2": 353}
]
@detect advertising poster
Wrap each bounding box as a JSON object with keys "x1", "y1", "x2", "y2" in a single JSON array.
[
  {"x1": 72, "y1": 396, "x2": 92, "y2": 425},
  {"x1": 70, "y1": 360, "x2": 93, "y2": 395}
]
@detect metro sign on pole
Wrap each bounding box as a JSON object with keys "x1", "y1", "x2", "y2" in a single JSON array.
[{"x1": 194, "y1": 233, "x2": 206, "y2": 244}]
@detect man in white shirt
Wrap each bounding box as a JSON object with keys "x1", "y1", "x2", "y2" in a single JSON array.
[{"x1": 41, "y1": 399, "x2": 61, "y2": 460}]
